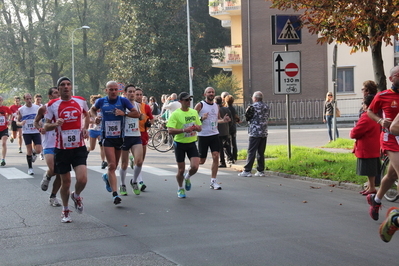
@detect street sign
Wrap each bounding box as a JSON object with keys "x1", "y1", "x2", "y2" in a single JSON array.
[
  {"x1": 117, "y1": 82, "x2": 125, "y2": 92},
  {"x1": 273, "y1": 51, "x2": 301, "y2": 95},
  {"x1": 271, "y1": 15, "x2": 302, "y2": 45}
]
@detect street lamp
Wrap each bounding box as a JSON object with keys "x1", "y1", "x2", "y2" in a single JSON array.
[
  {"x1": 186, "y1": 0, "x2": 193, "y2": 108},
  {"x1": 71, "y1": 26, "x2": 90, "y2": 95}
]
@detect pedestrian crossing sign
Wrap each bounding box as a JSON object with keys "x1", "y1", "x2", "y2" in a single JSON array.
[{"x1": 271, "y1": 15, "x2": 302, "y2": 45}]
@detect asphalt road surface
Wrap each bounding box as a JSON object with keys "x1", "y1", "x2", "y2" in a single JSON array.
[{"x1": 1, "y1": 124, "x2": 396, "y2": 266}]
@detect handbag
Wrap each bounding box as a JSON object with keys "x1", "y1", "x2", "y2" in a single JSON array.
[{"x1": 335, "y1": 107, "x2": 341, "y2": 117}]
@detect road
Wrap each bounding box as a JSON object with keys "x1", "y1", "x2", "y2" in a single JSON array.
[{"x1": 1, "y1": 124, "x2": 395, "y2": 266}]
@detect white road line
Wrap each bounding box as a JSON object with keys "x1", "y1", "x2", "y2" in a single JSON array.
[
  {"x1": 0, "y1": 167, "x2": 34, "y2": 179},
  {"x1": 142, "y1": 165, "x2": 176, "y2": 176},
  {"x1": 167, "y1": 165, "x2": 230, "y2": 176}
]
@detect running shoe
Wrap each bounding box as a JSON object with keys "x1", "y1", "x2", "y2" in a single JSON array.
[
  {"x1": 254, "y1": 171, "x2": 266, "y2": 177},
  {"x1": 177, "y1": 188, "x2": 186, "y2": 198},
  {"x1": 61, "y1": 210, "x2": 72, "y2": 223},
  {"x1": 18, "y1": 147, "x2": 22, "y2": 153},
  {"x1": 185, "y1": 178, "x2": 191, "y2": 191},
  {"x1": 102, "y1": 173, "x2": 112, "y2": 192},
  {"x1": 40, "y1": 173, "x2": 50, "y2": 191},
  {"x1": 113, "y1": 195, "x2": 122, "y2": 205},
  {"x1": 32, "y1": 153, "x2": 37, "y2": 163},
  {"x1": 210, "y1": 181, "x2": 222, "y2": 190},
  {"x1": 101, "y1": 161, "x2": 108, "y2": 169},
  {"x1": 367, "y1": 194, "x2": 381, "y2": 221},
  {"x1": 1, "y1": 159, "x2": 5, "y2": 166},
  {"x1": 238, "y1": 171, "x2": 252, "y2": 177},
  {"x1": 40, "y1": 153, "x2": 44, "y2": 160},
  {"x1": 71, "y1": 191, "x2": 83, "y2": 214},
  {"x1": 130, "y1": 179, "x2": 140, "y2": 195},
  {"x1": 218, "y1": 164, "x2": 227, "y2": 168},
  {"x1": 380, "y1": 207, "x2": 399, "y2": 243},
  {"x1": 9, "y1": 137, "x2": 14, "y2": 143},
  {"x1": 28, "y1": 168, "x2": 34, "y2": 175},
  {"x1": 139, "y1": 181, "x2": 147, "y2": 192},
  {"x1": 49, "y1": 197, "x2": 61, "y2": 207},
  {"x1": 130, "y1": 155, "x2": 134, "y2": 169},
  {"x1": 120, "y1": 185, "x2": 127, "y2": 196}
]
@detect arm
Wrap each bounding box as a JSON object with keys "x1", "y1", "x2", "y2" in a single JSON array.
[
  {"x1": 390, "y1": 113, "x2": 399, "y2": 135},
  {"x1": 34, "y1": 105, "x2": 46, "y2": 133},
  {"x1": 367, "y1": 108, "x2": 391, "y2": 128},
  {"x1": 43, "y1": 117, "x2": 64, "y2": 131},
  {"x1": 16, "y1": 111, "x2": 25, "y2": 127},
  {"x1": 194, "y1": 102, "x2": 208, "y2": 121}
]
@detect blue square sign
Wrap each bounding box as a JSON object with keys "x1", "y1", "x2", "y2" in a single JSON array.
[{"x1": 272, "y1": 15, "x2": 302, "y2": 45}]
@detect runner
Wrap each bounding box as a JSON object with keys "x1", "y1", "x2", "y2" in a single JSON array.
[
  {"x1": 166, "y1": 92, "x2": 202, "y2": 198},
  {"x1": 44, "y1": 77, "x2": 89, "y2": 223},
  {"x1": 34, "y1": 87, "x2": 61, "y2": 207},
  {"x1": 90, "y1": 81, "x2": 140, "y2": 205},
  {"x1": 9, "y1": 96, "x2": 23, "y2": 153},
  {"x1": 119, "y1": 84, "x2": 144, "y2": 196},
  {"x1": 17, "y1": 93, "x2": 42, "y2": 175},
  {"x1": 0, "y1": 96, "x2": 12, "y2": 166}
]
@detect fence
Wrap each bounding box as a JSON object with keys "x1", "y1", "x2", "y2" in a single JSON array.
[{"x1": 234, "y1": 97, "x2": 362, "y2": 125}]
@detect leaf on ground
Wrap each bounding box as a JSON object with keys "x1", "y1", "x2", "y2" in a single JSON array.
[{"x1": 310, "y1": 186, "x2": 321, "y2": 189}]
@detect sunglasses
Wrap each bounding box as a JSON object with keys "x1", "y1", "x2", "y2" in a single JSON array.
[
  {"x1": 328, "y1": 95, "x2": 332, "y2": 96},
  {"x1": 183, "y1": 98, "x2": 192, "y2": 101}
]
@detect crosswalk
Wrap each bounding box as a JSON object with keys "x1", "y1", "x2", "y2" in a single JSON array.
[{"x1": 0, "y1": 165, "x2": 232, "y2": 180}]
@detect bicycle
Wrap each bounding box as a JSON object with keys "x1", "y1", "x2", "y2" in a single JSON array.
[
  {"x1": 152, "y1": 129, "x2": 174, "y2": 152},
  {"x1": 380, "y1": 156, "x2": 399, "y2": 202}
]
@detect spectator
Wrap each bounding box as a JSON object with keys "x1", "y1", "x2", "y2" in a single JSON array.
[{"x1": 225, "y1": 95, "x2": 240, "y2": 162}]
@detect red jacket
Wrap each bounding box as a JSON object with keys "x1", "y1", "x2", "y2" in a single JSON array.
[{"x1": 350, "y1": 112, "x2": 380, "y2": 158}]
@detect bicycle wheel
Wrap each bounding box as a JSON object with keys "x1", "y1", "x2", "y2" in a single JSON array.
[
  {"x1": 152, "y1": 130, "x2": 174, "y2": 152},
  {"x1": 382, "y1": 157, "x2": 399, "y2": 202},
  {"x1": 147, "y1": 127, "x2": 157, "y2": 150}
]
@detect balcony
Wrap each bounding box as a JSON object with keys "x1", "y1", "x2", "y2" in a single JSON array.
[
  {"x1": 210, "y1": 45, "x2": 242, "y2": 68},
  {"x1": 209, "y1": 0, "x2": 241, "y2": 20}
]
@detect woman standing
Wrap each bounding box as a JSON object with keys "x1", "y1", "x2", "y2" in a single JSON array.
[
  {"x1": 350, "y1": 95, "x2": 381, "y2": 195},
  {"x1": 323, "y1": 92, "x2": 339, "y2": 142},
  {"x1": 225, "y1": 95, "x2": 239, "y2": 162}
]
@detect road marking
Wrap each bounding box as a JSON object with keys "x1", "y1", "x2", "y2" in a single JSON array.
[
  {"x1": 0, "y1": 167, "x2": 34, "y2": 179},
  {"x1": 168, "y1": 165, "x2": 230, "y2": 176},
  {"x1": 142, "y1": 165, "x2": 176, "y2": 176}
]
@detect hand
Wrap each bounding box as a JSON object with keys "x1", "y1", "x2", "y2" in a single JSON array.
[
  {"x1": 56, "y1": 118, "x2": 64, "y2": 126},
  {"x1": 223, "y1": 113, "x2": 231, "y2": 122},
  {"x1": 381, "y1": 118, "x2": 392, "y2": 128},
  {"x1": 202, "y1": 112, "x2": 209, "y2": 120},
  {"x1": 95, "y1": 117, "x2": 101, "y2": 124}
]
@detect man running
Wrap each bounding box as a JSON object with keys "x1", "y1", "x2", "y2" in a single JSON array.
[
  {"x1": 44, "y1": 77, "x2": 89, "y2": 223},
  {"x1": 167, "y1": 92, "x2": 202, "y2": 198},
  {"x1": 34, "y1": 87, "x2": 62, "y2": 207},
  {"x1": 0, "y1": 96, "x2": 12, "y2": 166},
  {"x1": 194, "y1": 87, "x2": 230, "y2": 190},
  {"x1": 17, "y1": 93, "x2": 42, "y2": 175},
  {"x1": 9, "y1": 96, "x2": 23, "y2": 153},
  {"x1": 119, "y1": 84, "x2": 144, "y2": 196},
  {"x1": 90, "y1": 81, "x2": 140, "y2": 205}
]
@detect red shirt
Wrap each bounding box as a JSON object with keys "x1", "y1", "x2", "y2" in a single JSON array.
[
  {"x1": 369, "y1": 89, "x2": 399, "y2": 152},
  {"x1": 0, "y1": 105, "x2": 11, "y2": 131},
  {"x1": 350, "y1": 112, "x2": 380, "y2": 158},
  {"x1": 45, "y1": 96, "x2": 88, "y2": 149},
  {"x1": 9, "y1": 104, "x2": 21, "y2": 121}
]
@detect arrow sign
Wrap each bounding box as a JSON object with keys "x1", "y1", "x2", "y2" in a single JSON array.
[{"x1": 273, "y1": 51, "x2": 301, "y2": 95}]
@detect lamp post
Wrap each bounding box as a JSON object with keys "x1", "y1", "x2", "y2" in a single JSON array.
[
  {"x1": 71, "y1": 26, "x2": 90, "y2": 95},
  {"x1": 186, "y1": 0, "x2": 193, "y2": 108}
]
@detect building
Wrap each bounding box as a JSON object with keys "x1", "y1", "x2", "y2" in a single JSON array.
[{"x1": 209, "y1": 0, "x2": 396, "y2": 124}]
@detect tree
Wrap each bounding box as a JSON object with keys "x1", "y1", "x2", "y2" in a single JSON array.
[
  {"x1": 207, "y1": 71, "x2": 241, "y2": 98},
  {"x1": 108, "y1": 0, "x2": 230, "y2": 100},
  {"x1": 269, "y1": 0, "x2": 399, "y2": 91}
]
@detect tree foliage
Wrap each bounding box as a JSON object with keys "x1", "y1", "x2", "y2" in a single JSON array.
[
  {"x1": 207, "y1": 71, "x2": 241, "y2": 98},
  {"x1": 108, "y1": 0, "x2": 230, "y2": 101},
  {"x1": 269, "y1": 0, "x2": 399, "y2": 91}
]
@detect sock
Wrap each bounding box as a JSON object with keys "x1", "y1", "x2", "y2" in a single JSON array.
[
  {"x1": 178, "y1": 186, "x2": 184, "y2": 190},
  {"x1": 27, "y1": 155, "x2": 32, "y2": 168},
  {"x1": 73, "y1": 193, "x2": 80, "y2": 199},
  {"x1": 50, "y1": 193, "x2": 56, "y2": 198},
  {"x1": 375, "y1": 195, "x2": 382, "y2": 204},
  {"x1": 119, "y1": 168, "x2": 127, "y2": 186},
  {"x1": 211, "y1": 178, "x2": 217, "y2": 183},
  {"x1": 135, "y1": 169, "x2": 143, "y2": 183},
  {"x1": 63, "y1": 206, "x2": 69, "y2": 211},
  {"x1": 393, "y1": 215, "x2": 399, "y2": 227},
  {"x1": 185, "y1": 172, "x2": 191, "y2": 180},
  {"x1": 112, "y1": 191, "x2": 118, "y2": 197}
]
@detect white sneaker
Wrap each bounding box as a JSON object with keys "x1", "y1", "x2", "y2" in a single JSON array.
[
  {"x1": 49, "y1": 197, "x2": 61, "y2": 207},
  {"x1": 32, "y1": 153, "x2": 37, "y2": 163},
  {"x1": 28, "y1": 168, "x2": 34, "y2": 175},
  {"x1": 41, "y1": 173, "x2": 50, "y2": 191},
  {"x1": 61, "y1": 210, "x2": 72, "y2": 223},
  {"x1": 40, "y1": 153, "x2": 44, "y2": 160},
  {"x1": 254, "y1": 171, "x2": 266, "y2": 177},
  {"x1": 210, "y1": 181, "x2": 222, "y2": 190},
  {"x1": 238, "y1": 171, "x2": 252, "y2": 177}
]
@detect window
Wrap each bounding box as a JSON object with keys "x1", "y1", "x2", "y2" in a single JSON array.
[{"x1": 337, "y1": 68, "x2": 354, "y2": 93}]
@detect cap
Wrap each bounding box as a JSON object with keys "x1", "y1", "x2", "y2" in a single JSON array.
[
  {"x1": 57, "y1": 77, "x2": 71, "y2": 87},
  {"x1": 179, "y1": 92, "x2": 193, "y2": 101}
]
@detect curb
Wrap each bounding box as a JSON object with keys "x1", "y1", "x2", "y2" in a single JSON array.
[{"x1": 230, "y1": 162, "x2": 363, "y2": 192}]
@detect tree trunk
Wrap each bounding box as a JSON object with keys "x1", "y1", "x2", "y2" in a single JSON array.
[{"x1": 370, "y1": 40, "x2": 387, "y2": 91}]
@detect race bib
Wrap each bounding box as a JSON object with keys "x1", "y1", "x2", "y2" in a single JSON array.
[
  {"x1": 23, "y1": 119, "x2": 35, "y2": 132},
  {"x1": 183, "y1": 122, "x2": 196, "y2": 137},
  {"x1": 0, "y1": 115, "x2": 5, "y2": 126},
  {"x1": 105, "y1": 120, "x2": 121, "y2": 137},
  {"x1": 124, "y1": 119, "x2": 140, "y2": 136},
  {"x1": 62, "y1": 129, "x2": 81, "y2": 148}
]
